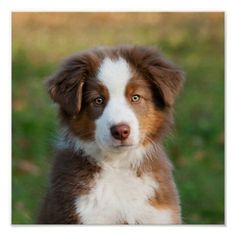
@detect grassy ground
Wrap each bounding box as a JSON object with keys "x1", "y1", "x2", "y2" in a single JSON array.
[{"x1": 12, "y1": 13, "x2": 224, "y2": 224}]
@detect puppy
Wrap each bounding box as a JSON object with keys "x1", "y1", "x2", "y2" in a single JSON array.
[{"x1": 38, "y1": 45, "x2": 184, "y2": 224}]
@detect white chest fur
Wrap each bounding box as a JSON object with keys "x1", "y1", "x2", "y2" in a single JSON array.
[{"x1": 75, "y1": 164, "x2": 172, "y2": 224}]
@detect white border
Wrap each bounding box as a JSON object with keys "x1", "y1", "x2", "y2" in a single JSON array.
[
  {"x1": 1, "y1": 0, "x2": 235, "y2": 235},
  {"x1": 0, "y1": 0, "x2": 230, "y2": 11},
  {"x1": 0, "y1": 1, "x2": 11, "y2": 228}
]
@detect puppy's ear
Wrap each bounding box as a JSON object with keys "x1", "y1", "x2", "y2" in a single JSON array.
[
  {"x1": 147, "y1": 49, "x2": 184, "y2": 107},
  {"x1": 127, "y1": 46, "x2": 185, "y2": 107},
  {"x1": 46, "y1": 53, "x2": 99, "y2": 115},
  {"x1": 147, "y1": 57, "x2": 184, "y2": 107}
]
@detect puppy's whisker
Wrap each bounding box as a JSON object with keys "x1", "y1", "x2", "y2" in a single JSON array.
[{"x1": 143, "y1": 135, "x2": 163, "y2": 161}]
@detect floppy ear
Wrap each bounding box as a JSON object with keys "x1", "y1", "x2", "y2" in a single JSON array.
[
  {"x1": 126, "y1": 46, "x2": 185, "y2": 107},
  {"x1": 147, "y1": 59, "x2": 185, "y2": 107},
  {"x1": 46, "y1": 53, "x2": 97, "y2": 115}
]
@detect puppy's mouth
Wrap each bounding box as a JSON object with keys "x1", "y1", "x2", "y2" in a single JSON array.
[
  {"x1": 113, "y1": 144, "x2": 135, "y2": 148},
  {"x1": 110, "y1": 144, "x2": 138, "y2": 152}
]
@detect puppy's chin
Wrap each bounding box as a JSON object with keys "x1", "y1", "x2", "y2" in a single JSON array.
[{"x1": 96, "y1": 138, "x2": 139, "y2": 154}]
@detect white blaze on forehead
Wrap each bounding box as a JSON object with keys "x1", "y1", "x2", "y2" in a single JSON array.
[
  {"x1": 95, "y1": 56, "x2": 140, "y2": 153},
  {"x1": 97, "y1": 57, "x2": 132, "y2": 95}
]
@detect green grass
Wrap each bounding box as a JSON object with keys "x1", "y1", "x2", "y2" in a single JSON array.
[{"x1": 12, "y1": 12, "x2": 224, "y2": 224}]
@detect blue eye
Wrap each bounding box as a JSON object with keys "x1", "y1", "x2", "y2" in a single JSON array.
[{"x1": 131, "y1": 95, "x2": 141, "y2": 103}]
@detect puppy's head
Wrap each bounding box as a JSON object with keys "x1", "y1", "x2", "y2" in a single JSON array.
[{"x1": 47, "y1": 45, "x2": 184, "y2": 154}]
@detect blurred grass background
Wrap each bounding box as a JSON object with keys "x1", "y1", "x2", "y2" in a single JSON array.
[{"x1": 12, "y1": 12, "x2": 224, "y2": 224}]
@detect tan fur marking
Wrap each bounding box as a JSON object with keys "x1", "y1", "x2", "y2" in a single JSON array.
[{"x1": 125, "y1": 75, "x2": 171, "y2": 145}]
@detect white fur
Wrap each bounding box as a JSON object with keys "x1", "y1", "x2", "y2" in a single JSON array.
[
  {"x1": 95, "y1": 57, "x2": 140, "y2": 152},
  {"x1": 97, "y1": 57, "x2": 132, "y2": 95},
  {"x1": 75, "y1": 165, "x2": 172, "y2": 224}
]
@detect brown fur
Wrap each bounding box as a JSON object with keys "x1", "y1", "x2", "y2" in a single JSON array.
[
  {"x1": 38, "y1": 149, "x2": 101, "y2": 224},
  {"x1": 137, "y1": 149, "x2": 181, "y2": 223},
  {"x1": 39, "y1": 45, "x2": 184, "y2": 224}
]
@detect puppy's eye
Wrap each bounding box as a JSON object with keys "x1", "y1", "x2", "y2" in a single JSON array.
[
  {"x1": 94, "y1": 97, "x2": 104, "y2": 105},
  {"x1": 131, "y1": 95, "x2": 141, "y2": 103}
]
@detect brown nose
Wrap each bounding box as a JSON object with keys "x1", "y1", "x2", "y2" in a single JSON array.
[{"x1": 110, "y1": 123, "x2": 130, "y2": 141}]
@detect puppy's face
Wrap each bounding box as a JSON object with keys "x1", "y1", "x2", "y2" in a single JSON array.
[{"x1": 47, "y1": 46, "x2": 184, "y2": 153}]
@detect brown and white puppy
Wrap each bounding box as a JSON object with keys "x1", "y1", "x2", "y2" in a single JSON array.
[{"x1": 38, "y1": 45, "x2": 184, "y2": 224}]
